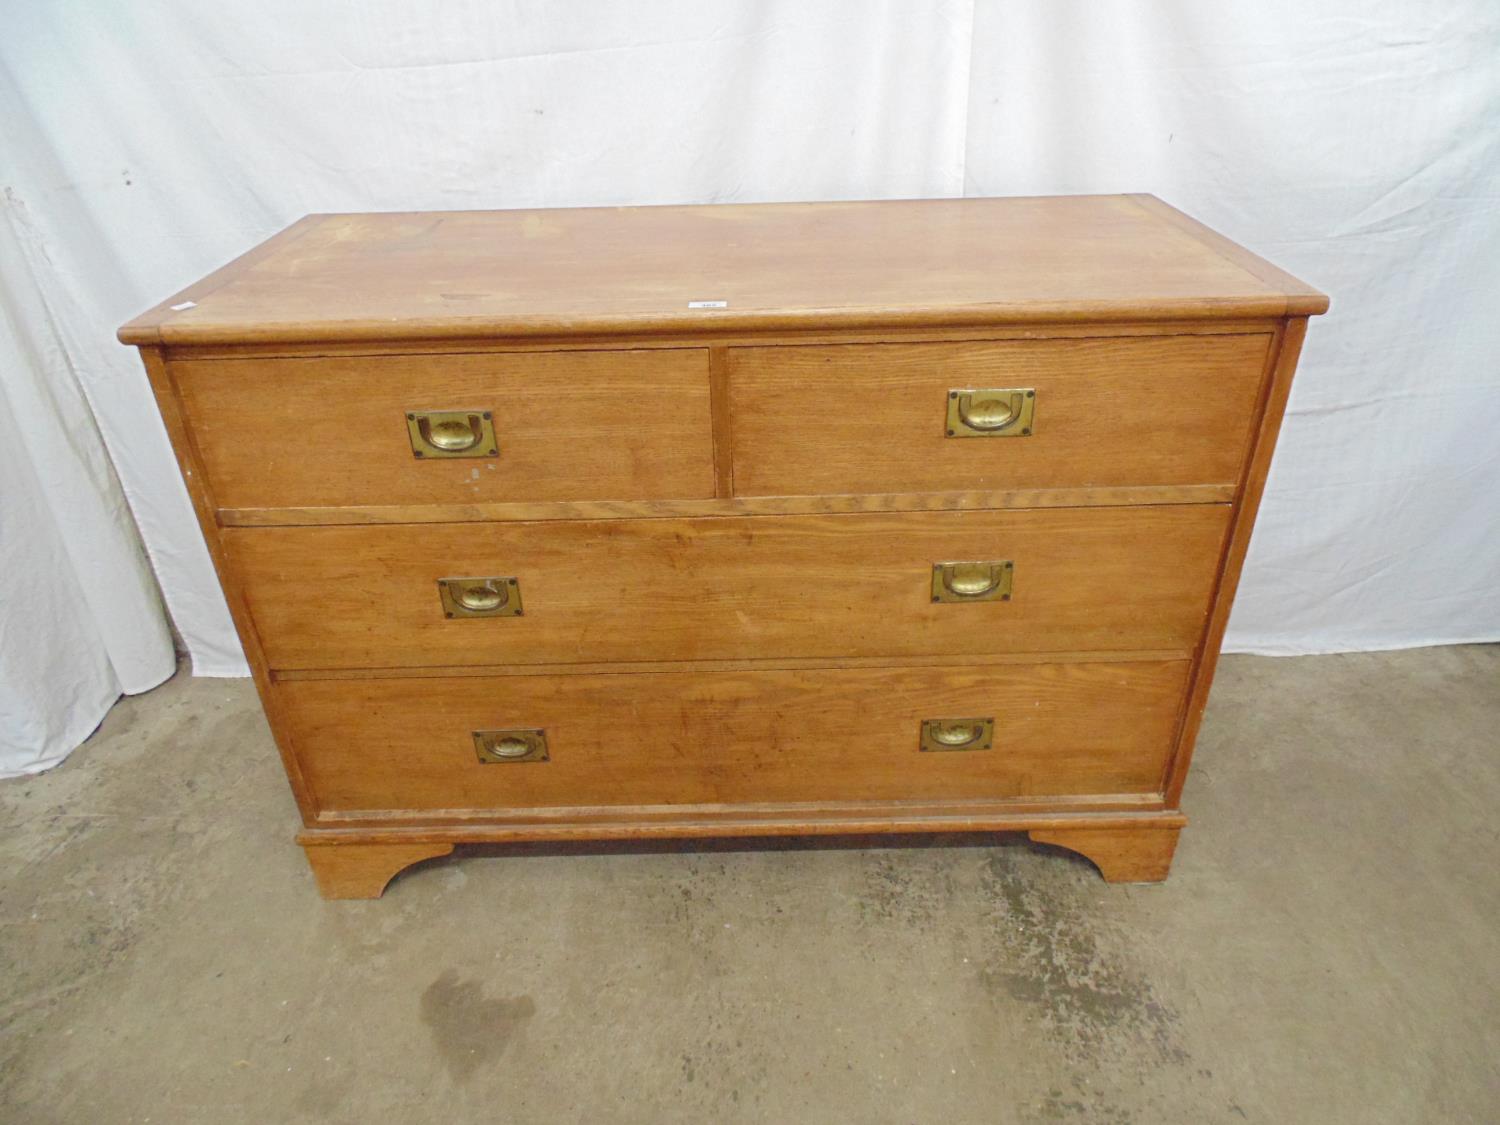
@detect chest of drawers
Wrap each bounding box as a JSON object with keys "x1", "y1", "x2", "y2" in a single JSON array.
[{"x1": 121, "y1": 195, "x2": 1326, "y2": 898}]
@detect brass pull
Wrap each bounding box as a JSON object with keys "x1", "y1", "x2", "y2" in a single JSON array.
[
  {"x1": 920, "y1": 717, "x2": 995, "y2": 752},
  {"x1": 426, "y1": 420, "x2": 478, "y2": 451},
  {"x1": 457, "y1": 585, "x2": 504, "y2": 611},
  {"x1": 931, "y1": 560, "x2": 1013, "y2": 603},
  {"x1": 474, "y1": 728, "x2": 548, "y2": 764},
  {"x1": 406, "y1": 410, "x2": 498, "y2": 458},
  {"x1": 946, "y1": 388, "x2": 1035, "y2": 438},
  {"x1": 438, "y1": 577, "x2": 523, "y2": 618}
]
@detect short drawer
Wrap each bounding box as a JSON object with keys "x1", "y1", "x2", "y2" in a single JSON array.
[
  {"x1": 728, "y1": 334, "x2": 1270, "y2": 496},
  {"x1": 226, "y1": 506, "x2": 1229, "y2": 670},
  {"x1": 171, "y1": 348, "x2": 714, "y2": 509},
  {"x1": 280, "y1": 660, "x2": 1189, "y2": 814}
]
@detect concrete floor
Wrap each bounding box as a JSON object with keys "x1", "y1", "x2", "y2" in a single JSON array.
[{"x1": 2, "y1": 647, "x2": 1497, "y2": 1124}]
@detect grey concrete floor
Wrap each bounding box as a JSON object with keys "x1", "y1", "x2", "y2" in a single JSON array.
[{"x1": 2, "y1": 647, "x2": 1497, "y2": 1124}]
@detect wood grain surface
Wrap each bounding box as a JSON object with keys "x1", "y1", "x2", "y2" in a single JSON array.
[
  {"x1": 216, "y1": 484, "x2": 1237, "y2": 528},
  {"x1": 279, "y1": 659, "x2": 1190, "y2": 813},
  {"x1": 172, "y1": 348, "x2": 714, "y2": 508},
  {"x1": 729, "y1": 333, "x2": 1270, "y2": 495},
  {"x1": 119, "y1": 196, "x2": 1328, "y2": 346},
  {"x1": 301, "y1": 841, "x2": 455, "y2": 899},
  {"x1": 225, "y1": 506, "x2": 1231, "y2": 670},
  {"x1": 1028, "y1": 824, "x2": 1182, "y2": 883}
]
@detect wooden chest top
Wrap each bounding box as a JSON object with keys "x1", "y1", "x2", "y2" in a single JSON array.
[{"x1": 118, "y1": 194, "x2": 1326, "y2": 347}]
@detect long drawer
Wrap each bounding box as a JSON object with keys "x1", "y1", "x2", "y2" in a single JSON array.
[
  {"x1": 171, "y1": 348, "x2": 715, "y2": 508},
  {"x1": 228, "y1": 506, "x2": 1229, "y2": 670},
  {"x1": 728, "y1": 334, "x2": 1270, "y2": 496},
  {"x1": 280, "y1": 660, "x2": 1190, "y2": 814}
]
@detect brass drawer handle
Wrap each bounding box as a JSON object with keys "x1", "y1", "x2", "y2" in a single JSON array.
[
  {"x1": 946, "y1": 388, "x2": 1035, "y2": 437},
  {"x1": 931, "y1": 560, "x2": 1013, "y2": 603},
  {"x1": 406, "y1": 410, "x2": 498, "y2": 458},
  {"x1": 474, "y1": 728, "x2": 548, "y2": 764},
  {"x1": 920, "y1": 717, "x2": 995, "y2": 752},
  {"x1": 438, "y1": 577, "x2": 523, "y2": 618}
]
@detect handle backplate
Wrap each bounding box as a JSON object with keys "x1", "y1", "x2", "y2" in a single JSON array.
[
  {"x1": 439, "y1": 576, "x2": 523, "y2": 618},
  {"x1": 931, "y1": 560, "x2": 1014, "y2": 603},
  {"x1": 946, "y1": 388, "x2": 1035, "y2": 438},
  {"x1": 919, "y1": 717, "x2": 995, "y2": 753},
  {"x1": 473, "y1": 728, "x2": 549, "y2": 764},
  {"x1": 406, "y1": 410, "x2": 498, "y2": 459}
]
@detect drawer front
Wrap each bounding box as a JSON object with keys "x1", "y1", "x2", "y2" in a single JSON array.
[
  {"x1": 728, "y1": 334, "x2": 1270, "y2": 496},
  {"x1": 172, "y1": 348, "x2": 714, "y2": 508},
  {"x1": 228, "y1": 506, "x2": 1229, "y2": 670},
  {"x1": 281, "y1": 660, "x2": 1189, "y2": 813}
]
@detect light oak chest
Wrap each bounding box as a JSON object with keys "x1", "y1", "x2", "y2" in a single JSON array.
[{"x1": 121, "y1": 195, "x2": 1326, "y2": 897}]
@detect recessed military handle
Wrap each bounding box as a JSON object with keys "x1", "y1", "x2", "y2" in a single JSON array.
[
  {"x1": 406, "y1": 410, "x2": 498, "y2": 458},
  {"x1": 425, "y1": 419, "x2": 479, "y2": 451},
  {"x1": 457, "y1": 585, "x2": 504, "y2": 611},
  {"x1": 438, "y1": 577, "x2": 522, "y2": 618},
  {"x1": 946, "y1": 388, "x2": 1035, "y2": 437},
  {"x1": 920, "y1": 717, "x2": 995, "y2": 752},
  {"x1": 473, "y1": 728, "x2": 548, "y2": 764},
  {"x1": 931, "y1": 560, "x2": 1013, "y2": 603}
]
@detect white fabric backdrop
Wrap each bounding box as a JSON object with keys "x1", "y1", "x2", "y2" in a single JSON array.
[
  {"x1": 2, "y1": 2, "x2": 1497, "y2": 771},
  {"x1": 1, "y1": 186, "x2": 176, "y2": 776},
  {"x1": 964, "y1": 1, "x2": 1500, "y2": 654}
]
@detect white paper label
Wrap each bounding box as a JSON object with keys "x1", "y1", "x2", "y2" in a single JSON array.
[
  {"x1": 169, "y1": 301, "x2": 197, "y2": 311},
  {"x1": 687, "y1": 300, "x2": 728, "y2": 309}
]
